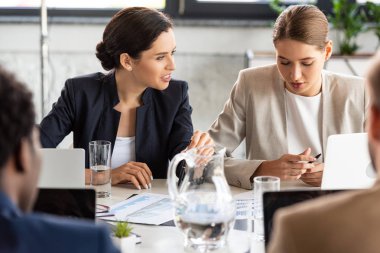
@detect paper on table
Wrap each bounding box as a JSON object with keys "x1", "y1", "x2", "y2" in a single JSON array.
[
  {"x1": 233, "y1": 198, "x2": 254, "y2": 232},
  {"x1": 111, "y1": 193, "x2": 167, "y2": 217},
  {"x1": 233, "y1": 191, "x2": 255, "y2": 219},
  {"x1": 122, "y1": 198, "x2": 174, "y2": 225},
  {"x1": 97, "y1": 193, "x2": 166, "y2": 217},
  {"x1": 97, "y1": 193, "x2": 174, "y2": 225},
  {"x1": 235, "y1": 198, "x2": 254, "y2": 219}
]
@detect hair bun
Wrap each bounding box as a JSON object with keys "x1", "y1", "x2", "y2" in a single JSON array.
[{"x1": 95, "y1": 41, "x2": 115, "y2": 71}]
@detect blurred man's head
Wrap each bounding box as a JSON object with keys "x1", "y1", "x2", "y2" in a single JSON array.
[
  {"x1": 367, "y1": 52, "x2": 380, "y2": 174},
  {"x1": 0, "y1": 66, "x2": 41, "y2": 212}
]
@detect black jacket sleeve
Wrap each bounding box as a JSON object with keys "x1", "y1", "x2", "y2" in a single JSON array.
[{"x1": 39, "y1": 79, "x2": 75, "y2": 147}]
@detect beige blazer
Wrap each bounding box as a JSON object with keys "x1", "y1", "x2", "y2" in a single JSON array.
[
  {"x1": 209, "y1": 64, "x2": 368, "y2": 189},
  {"x1": 268, "y1": 181, "x2": 380, "y2": 253}
]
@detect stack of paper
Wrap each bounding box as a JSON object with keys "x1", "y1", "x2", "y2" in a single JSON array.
[{"x1": 97, "y1": 193, "x2": 174, "y2": 225}]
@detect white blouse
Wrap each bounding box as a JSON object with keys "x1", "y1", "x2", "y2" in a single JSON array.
[
  {"x1": 111, "y1": 136, "x2": 136, "y2": 169},
  {"x1": 285, "y1": 89, "x2": 323, "y2": 158}
]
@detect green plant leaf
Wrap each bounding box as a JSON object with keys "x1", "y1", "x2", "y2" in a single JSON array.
[
  {"x1": 269, "y1": 0, "x2": 286, "y2": 15},
  {"x1": 113, "y1": 221, "x2": 133, "y2": 238},
  {"x1": 364, "y1": 1, "x2": 380, "y2": 49},
  {"x1": 329, "y1": 0, "x2": 366, "y2": 55}
]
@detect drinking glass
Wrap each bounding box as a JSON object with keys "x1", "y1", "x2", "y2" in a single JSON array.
[
  {"x1": 89, "y1": 140, "x2": 111, "y2": 198},
  {"x1": 253, "y1": 176, "x2": 280, "y2": 241}
]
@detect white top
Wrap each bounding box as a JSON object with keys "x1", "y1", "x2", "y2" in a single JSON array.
[
  {"x1": 285, "y1": 89, "x2": 323, "y2": 158},
  {"x1": 111, "y1": 136, "x2": 136, "y2": 169}
]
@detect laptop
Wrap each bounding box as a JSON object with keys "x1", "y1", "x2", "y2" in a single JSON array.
[
  {"x1": 263, "y1": 190, "x2": 343, "y2": 246},
  {"x1": 321, "y1": 133, "x2": 376, "y2": 190},
  {"x1": 33, "y1": 188, "x2": 96, "y2": 220},
  {"x1": 38, "y1": 148, "x2": 85, "y2": 189}
]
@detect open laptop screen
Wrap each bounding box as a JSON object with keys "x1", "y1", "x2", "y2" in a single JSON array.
[
  {"x1": 263, "y1": 190, "x2": 342, "y2": 246},
  {"x1": 33, "y1": 188, "x2": 96, "y2": 220},
  {"x1": 38, "y1": 148, "x2": 85, "y2": 189},
  {"x1": 322, "y1": 133, "x2": 376, "y2": 190}
]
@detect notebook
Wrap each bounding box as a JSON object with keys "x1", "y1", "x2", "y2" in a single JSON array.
[
  {"x1": 263, "y1": 190, "x2": 342, "y2": 246},
  {"x1": 38, "y1": 148, "x2": 85, "y2": 189},
  {"x1": 33, "y1": 188, "x2": 96, "y2": 220},
  {"x1": 321, "y1": 133, "x2": 376, "y2": 190}
]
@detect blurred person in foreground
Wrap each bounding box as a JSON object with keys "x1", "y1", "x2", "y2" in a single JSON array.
[{"x1": 0, "y1": 65, "x2": 119, "y2": 253}]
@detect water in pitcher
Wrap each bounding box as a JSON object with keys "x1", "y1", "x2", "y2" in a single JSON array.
[{"x1": 174, "y1": 191, "x2": 235, "y2": 251}]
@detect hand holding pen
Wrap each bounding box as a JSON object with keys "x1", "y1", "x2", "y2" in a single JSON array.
[
  {"x1": 308, "y1": 153, "x2": 322, "y2": 163},
  {"x1": 301, "y1": 152, "x2": 324, "y2": 186},
  {"x1": 255, "y1": 148, "x2": 317, "y2": 180}
]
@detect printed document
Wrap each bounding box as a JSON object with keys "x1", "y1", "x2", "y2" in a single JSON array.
[{"x1": 97, "y1": 193, "x2": 173, "y2": 225}]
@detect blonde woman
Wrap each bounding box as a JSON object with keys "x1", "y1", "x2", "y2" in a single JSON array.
[{"x1": 209, "y1": 5, "x2": 368, "y2": 189}]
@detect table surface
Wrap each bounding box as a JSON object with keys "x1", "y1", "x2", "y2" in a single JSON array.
[{"x1": 97, "y1": 179, "x2": 315, "y2": 253}]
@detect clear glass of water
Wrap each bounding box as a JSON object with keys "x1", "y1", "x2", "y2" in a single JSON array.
[
  {"x1": 89, "y1": 140, "x2": 111, "y2": 198},
  {"x1": 253, "y1": 176, "x2": 280, "y2": 241}
]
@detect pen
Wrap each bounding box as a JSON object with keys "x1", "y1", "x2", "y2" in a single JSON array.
[
  {"x1": 127, "y1": 193, "x2": 138, "y2": 200},
  {"x1": 309, "y1": 153, "x2": 322, "y2": 163}
]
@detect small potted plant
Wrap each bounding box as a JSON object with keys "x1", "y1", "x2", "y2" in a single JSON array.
[{"x1": 112, "y1": 221, "x2": 136, "y2": 253}]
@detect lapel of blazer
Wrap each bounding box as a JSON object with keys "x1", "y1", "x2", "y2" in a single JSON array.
[
  {"x1": 321, "y1": 71, "x2": 350, "y2": 159},
  {"x1": 274, "y1": 72, "x2": 288, "y2": 154},
  {"x1": 252, "y1": 66, "x2": 288, "y2": 158},
  {"x1": 95, "y1": 72, "x2": 120, "y2": 154},
  {"x1": 135, "y1": 88, "x2": 152, "y2": 162},
  {"x1": 321, "y1": 71, "x2": 331, "y2": 158}
]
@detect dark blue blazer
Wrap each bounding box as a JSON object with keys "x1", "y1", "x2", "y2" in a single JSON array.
[
  {"x1": 0, "y1": 192, "x2": 119, "y2": 253},
  {"x1": 39, "y1": 72, "x2": 193, "y2": 179}
]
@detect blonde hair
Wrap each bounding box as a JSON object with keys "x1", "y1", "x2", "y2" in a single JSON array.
[{"x1": 273, "y1": 5, "x2": 329, "y2": 50}]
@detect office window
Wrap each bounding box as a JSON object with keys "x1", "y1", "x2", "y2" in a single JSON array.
[
  {"x1": 165, "y1": 0, "x2": 329, "y2": 20},
  {"x1": 357, "y1": 0, "x2": 380, "y2": 3},
  {"x1": 0, "y1": 0, "x2": 377, "y2": 20},
  {"x1": 0, "y1": 0, "x2": 165, "y2": 18},
  {"x1": 195, "y1": 0, "x2": 314, "y2": 2},
  {"x1": 0, "y1": 0, "x2": 165, "y2": 9}
]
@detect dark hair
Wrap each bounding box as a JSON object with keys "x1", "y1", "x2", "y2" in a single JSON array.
[
  {"x1": 0, "y1": 66, "x2": 35, "y2": 169},
  {"x1": 273, "y1": 5, "x2": 329, "y2": 50},
  {"x1": 95, "y1": 7, "x2": 173, "y2": 71},
  {"x1": 368, "y1": 52, "x2": 380, "y2": 109}
]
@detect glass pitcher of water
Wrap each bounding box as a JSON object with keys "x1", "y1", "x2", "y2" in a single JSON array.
[{"x1": 167, "y1": 145, "x2": 235, "y2": 252}]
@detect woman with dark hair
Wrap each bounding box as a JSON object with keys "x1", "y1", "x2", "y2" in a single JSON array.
[
  {"x1": 40, "y1": 7, "x2": 212, "y2": 190},
  {"x1": 209, "y1": 5, "x2": 368, "y2": 189}
]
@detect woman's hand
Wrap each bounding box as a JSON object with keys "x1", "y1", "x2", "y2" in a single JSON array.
[
  {"x1": 111, "y1": 162, "x2": 153, "y2": 190},
  {"x1": 186, "y1": 130, "x2": 214, "y2": 150},
  {"x1": 254, "y1": 148, "x2": 316, "y2": 180},
  {"x1": 185, "y1": 131, "x2": 215, "y2": 167},
  {"x1": 300, "y1": 163, "x2": 324, "y2": 186}
]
